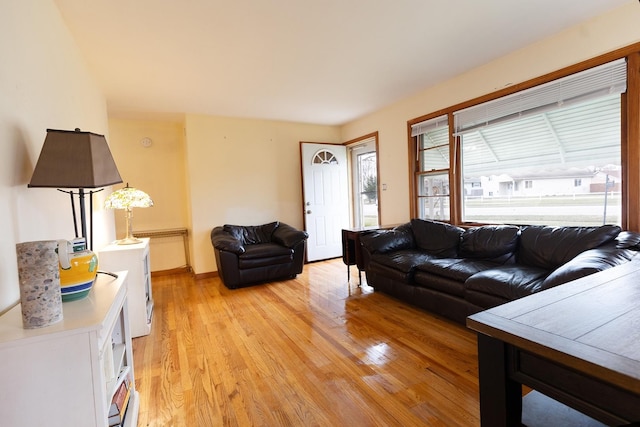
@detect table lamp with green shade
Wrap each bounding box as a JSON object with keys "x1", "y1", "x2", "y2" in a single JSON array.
[{"x1": 104, "y1": 184, "x2": 154, "y2": 245}]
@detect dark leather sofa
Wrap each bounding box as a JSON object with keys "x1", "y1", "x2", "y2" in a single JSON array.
[
  {"x1": 360, "y1": 219, "x2": 639, "y2": 324},
  {"x1": 211, "y1": 221, "x2": 308, "y2": 289}
]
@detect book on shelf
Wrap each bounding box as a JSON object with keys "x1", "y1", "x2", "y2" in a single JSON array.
[
  {"x1": 108, "y1": 385, "x2": 130, "y2": 426},
  {"x1": 108, "y1": 365, "x2": 133, "y2": 423}
]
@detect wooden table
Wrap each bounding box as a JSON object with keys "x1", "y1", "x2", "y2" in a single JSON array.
[
  {"x1": 341, "y1": 224, "x2": 402, "y2": 285},
  {"x1": 341, "y1": 227, "x2": 367, "y2": 285},
  {"x1": 467, "y1": 259, "x2": 640, "y2": 427}
]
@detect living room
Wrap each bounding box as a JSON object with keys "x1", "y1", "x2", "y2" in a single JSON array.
[{"x1": 2, "y1": 1, "x2": 640, "y2": 426}]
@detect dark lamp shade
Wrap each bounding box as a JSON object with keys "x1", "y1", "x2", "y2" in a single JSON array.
[{"x1": 28, "y1": 128, "x2": 122, "y2": 188}]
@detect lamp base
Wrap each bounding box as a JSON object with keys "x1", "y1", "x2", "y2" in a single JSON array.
[
  {"x1": 117, "y1": 208, "x2": 141, "y2": 245},
  {"x1": 117, "y1": 236, "x2": 142, "y2": 245}
]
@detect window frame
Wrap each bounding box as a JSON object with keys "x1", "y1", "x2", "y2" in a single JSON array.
[
  {"x1": 408, "y1": 45, "x2": 640, "y2": 230},
  {"x1": 412, "y1": 115, "x2": 453, "y2": 221}
]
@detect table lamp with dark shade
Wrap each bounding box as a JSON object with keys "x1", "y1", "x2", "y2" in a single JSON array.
[{"x1": 28, "y1": 128, "x2": 123, "y2": 250}]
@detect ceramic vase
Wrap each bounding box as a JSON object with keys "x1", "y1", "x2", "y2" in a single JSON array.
[
  {"x1": 16, "y1": 240, "x2": 64, "y2": 329},
  {"x1": 59, "y1": 239, "x2": 98, "y2": 302}
]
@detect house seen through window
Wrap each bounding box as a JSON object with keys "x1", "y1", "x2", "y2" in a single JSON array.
[{"x1": 458, "y1": 92, "x2": 622, "y2": 227}]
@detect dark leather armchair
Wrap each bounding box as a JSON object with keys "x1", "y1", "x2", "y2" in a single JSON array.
[{"x1": 210, "y1": 221, "x2": 308, "y2": 289}]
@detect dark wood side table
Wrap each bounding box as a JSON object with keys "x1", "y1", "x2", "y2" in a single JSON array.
[
  {"x1": 467, "y1": 259, "x2": 640, "y2": 426},
  {"x1": 341, "y1": 224, "x2": 402, "y2": 285},
  {"x1": 341, "y1": 227, "x2": 365, "y2": 285}
]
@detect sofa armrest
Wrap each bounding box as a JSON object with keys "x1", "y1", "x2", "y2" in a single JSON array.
[
  {"x1": 541, "y1": 244, "x2": 636, "y2": 290},
  {"x1": 272, "y1": 223, "x2": 308, "y2": 248},
  {"x1": 359, "y1": 223, "x2": 414, "y2": 254},
  {"x1": 615, "y1": 230, "x2": 640, "y2": 249},
  {"x1": 211, "y1": 226, "x2": 245, "y2": 254}
]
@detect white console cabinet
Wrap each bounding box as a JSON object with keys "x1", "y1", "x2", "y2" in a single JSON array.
[
  {"x1": 99, "y1": 238, "x2": 153, "y2": 338},
  {"x1": 0, "y1": 272, "x2": 138, "y2": 427}
]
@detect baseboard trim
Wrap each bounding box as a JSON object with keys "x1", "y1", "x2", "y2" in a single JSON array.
[
  {"x1": 151, "y1": 267, "x2": 191, "y2": 277},
  {"x1": 149, "y1": 267, "x2": 218, "y2": 280},
  {"x1": 194, "y1": 271, "x2": 218, "y2": 280}
]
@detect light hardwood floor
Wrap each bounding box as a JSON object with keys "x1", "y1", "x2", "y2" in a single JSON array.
[{"x1": 132, "y1": 258, "x2": 481, "y2": 426}]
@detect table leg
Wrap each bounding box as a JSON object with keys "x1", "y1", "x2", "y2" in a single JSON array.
[{"x1": 477, "y1": 334, "x2": 523, "y2": 427}]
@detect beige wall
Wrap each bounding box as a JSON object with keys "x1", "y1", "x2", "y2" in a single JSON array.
[
  {"x1": 107, "y1": 119, "x2": 189, "y2": 271},
  {"x1": 341, "y1": 1, "x2": 640, "y2": 226},
  {"x1": 185, "y1": 114, "x2": 340, "y2": 274},
  {"x1": 0, "y1": 0, "x2": 113, "y2": 312}
]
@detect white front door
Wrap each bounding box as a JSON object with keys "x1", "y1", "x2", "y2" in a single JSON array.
[{"x1": 301, "y1": 142, "x2": 350, "y2": 261}]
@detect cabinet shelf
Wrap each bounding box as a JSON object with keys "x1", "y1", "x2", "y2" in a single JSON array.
[
  {"x1": 111, "y1": 343, "x2": 126, "y2": 378},
  {"x1": 146, "y1": 300, "x2": 154, "y2": 323},
  {"x1": 123, "y1": 390, "x2": 140, "y2": 427}
]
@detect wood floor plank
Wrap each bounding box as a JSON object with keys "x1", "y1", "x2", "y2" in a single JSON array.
[{"x1": 133, "y1": 258, "x2": 481, "y2": 426}]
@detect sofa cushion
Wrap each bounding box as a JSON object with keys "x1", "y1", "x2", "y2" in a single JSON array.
[
  {"x1": 370, "y1": 250, "x2": 434, "y2": 274},
  {"x1": 224, "y1": 221, "x2": 279, "y2": 245},
  {"x1": 518, "y1": 224, "x2": 621, "y2": 270},
  {"x1": 410, "y1": 219, "x2": 463, "y2": 257},
  {"x1": 414, "y1": 271, "x2": 466, "y2": 297},
  {"x1": 459, "y1": 225, "x2": 519, "y2": 259},
  {"x1": 360, "y1": 223, "x2": 414, "y2": 254},
  {"x1": 416, "y1": 258, "x2": 502, "y2": 283},
  {"x1": 465, "y1": 265, "x2": 549, "y2": 300},
  {"x1": 368, "y1": 261, "x2": 415, "y2": 283}
]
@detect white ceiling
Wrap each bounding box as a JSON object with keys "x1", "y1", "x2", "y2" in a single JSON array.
[{"x1": 54, "y1": 0, "x2": 631, "y2": 126}]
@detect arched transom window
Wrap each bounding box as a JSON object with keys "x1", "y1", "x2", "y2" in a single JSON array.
[{"x1": 312, "y1": 149, "x2": 339, "y2": 165}]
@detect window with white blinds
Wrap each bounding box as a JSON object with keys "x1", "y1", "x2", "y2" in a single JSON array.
[{"x1": 456, "y1": 59, "x2": 626, "y2": 226}]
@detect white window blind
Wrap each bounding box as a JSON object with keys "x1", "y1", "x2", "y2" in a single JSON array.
[
  {"x1": 348, "y1": 135, "x2": 376, "y2": 152},
  {"x1": 411, "y1": 114, "x2": 448, "y2": 137},
  {"x1": 453, "y1": 58, "x2": 627, "y2": 135}
]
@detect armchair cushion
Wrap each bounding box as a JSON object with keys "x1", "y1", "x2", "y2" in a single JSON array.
[
  {"x1": 238, "y1": 243, "x2": 294, "y2": 269},
  {"x1": 272, "y1": 222, "x2": 309, "y2": 247},
  {"x1": 224, "y1": 221, "x2": 279, "y2": 245},
  {"x1": 211, "y1": 226, "x2": 245, "y2": 254}
]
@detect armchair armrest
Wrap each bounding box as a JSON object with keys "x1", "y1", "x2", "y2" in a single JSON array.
[
  {"x1": 272, "y1": 223, "x2": 308, "y2": 248},
  {"x1": 211, "y1": 226, "x2": 245, "y2": 254}
]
